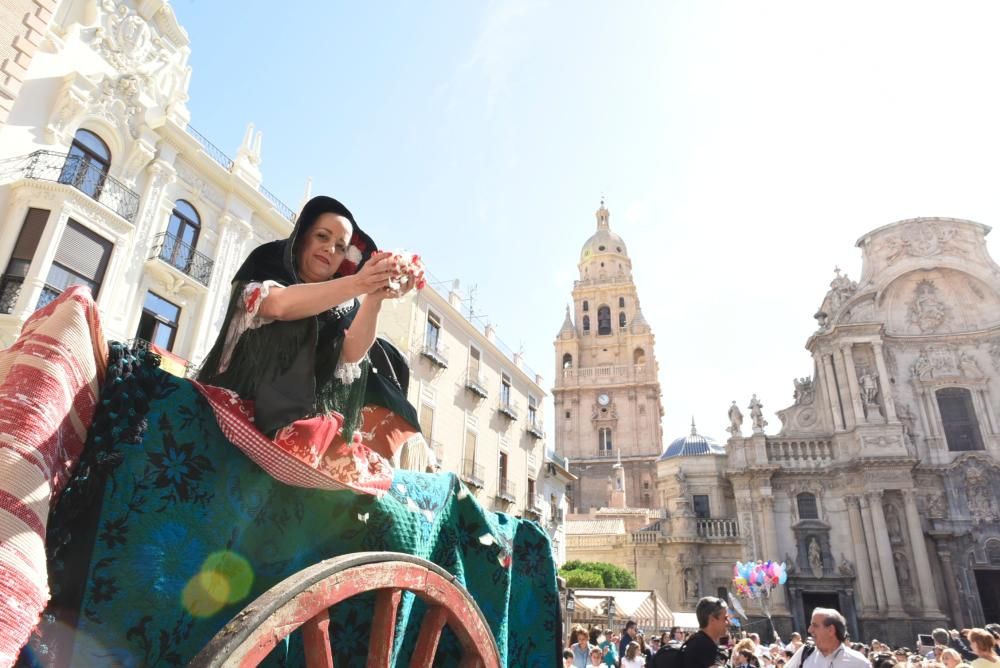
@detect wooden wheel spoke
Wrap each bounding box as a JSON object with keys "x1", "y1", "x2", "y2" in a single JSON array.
[
  {"x1": 410, "y1": 605, "x2": 449, "y2": 666},
  {"x1": 301, "y1": 609, "x2": 334, "y2": 668},
  {"x1": 365, "y1": 588, "x2": 403, "y2": 668}
]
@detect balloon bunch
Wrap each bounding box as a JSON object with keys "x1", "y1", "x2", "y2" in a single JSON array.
[{"x1": 731, "y1": 560, "x2": 787, "y2": 599}]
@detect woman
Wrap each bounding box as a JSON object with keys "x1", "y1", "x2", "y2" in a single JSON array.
[
  {"x1": 621, "y1": 640, "x2": 645, "y2": 668},
  {"x1": 198, "y1": 196, "x2": 421, "y2": 483},
  {"x1": 942, "y1": 648, "x2": 963, "y2": 668},
  {"x1": 571, "y1": 625, "x2": 594, "y2": 668},
  {"x1": 969, "y1": 629, "x2": 1000, "y2": 668}
]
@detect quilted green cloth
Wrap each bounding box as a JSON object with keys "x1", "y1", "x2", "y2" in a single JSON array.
[{"x1": 26, "y1": 349, "x2": 559, "y2": 666}]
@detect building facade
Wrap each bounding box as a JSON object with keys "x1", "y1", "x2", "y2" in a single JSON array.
[
  {"x1": 378, "y1": 280, "x2": 568, "y2": 546},
  {"x1": 0, "y1": 0, "x2": 296, "y2": 371},
  {"x1": 566, "y1": 218, "x2": 1000, "y2": 645},
  {"x1": 553, "y1": 202, "x2": 665, "y2": 512}
]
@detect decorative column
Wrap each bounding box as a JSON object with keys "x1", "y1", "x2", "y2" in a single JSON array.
[
  {"x1": 866, "y1": 491, "x2": 904, "y2": 612},
  {"x1": 760, "y1": 494, "x2": 785, "y2": 609},
  {"x1": 832, "y1": 347, "x2": 857, "y2": 428},
  {"x1": 936, "y1": 547, "x2": 964, "y2": 628},
  {"x1": 840, "y1": 344, "x2": 867, "y2": 425},
  {"x1": 822, "y1": 354, "x2": 846, "y2": 431},
  {"x1": 901, "y1": 489, "x2": 940, "y2": 615},
  {"x1": 872, "y1": 341, "x2": 898, "y2": 422},
  {"x1": 859, "y1": 494, "x2": 888, "y2": 611},
  {"x1": 845, "y1": 495, "x2": 878, "y2": 613}
]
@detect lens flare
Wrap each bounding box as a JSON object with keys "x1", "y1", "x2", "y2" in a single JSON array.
[{"x1": 182, "y1": 550, "x2": 254, "y2": 617}]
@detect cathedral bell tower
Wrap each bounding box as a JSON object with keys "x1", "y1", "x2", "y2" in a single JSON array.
[{"x1": 553, "y1": 201, "x2": 665, "y2": 512}]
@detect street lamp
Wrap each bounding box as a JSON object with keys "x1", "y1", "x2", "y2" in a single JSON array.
[{"x1": 607, "y1": 596, "x2": 616, "y2": 633}]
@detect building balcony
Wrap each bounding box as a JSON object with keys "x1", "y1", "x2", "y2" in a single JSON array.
[
  {"x1": 497, "y1": 398, "x2": 520, "y2": 421},
  {"x1": 497, "y1": 478, "x2": 517, "y2": 503},
  {"x1": 695, "y1": 518, "x2": 740, "y2": 540},
  {"x1": 527, "y1": 418, "x2": 545, "y2": 439},
  {"x1": 0, "y1": 274, "x2": 23, "y2": 315},
  {"x1": 464, "y1": 371, "x2": 489, "y2": 398},
  {"x1": 524, "y1": 493, "x2": 545, "y2": 519},
  {"x1": 10, "y1": 150, "x2": 140, "y2": 222},
  {"x1": 149, "y1": 232, "x2": 215, "y2": 285},
  {"x1": 420, "y1": 340, "x2": 449, "y2": 368},
  {"x1": 460, "y1": 458, "x2": 485, "y2": 489},
  {"x1": 548, "y1": 507, "x2": 565, "y2": 525}
]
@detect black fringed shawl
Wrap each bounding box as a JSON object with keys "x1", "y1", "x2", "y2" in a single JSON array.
[{"x1": 197, "y1": 196, "x2": 419, "y2": 438}]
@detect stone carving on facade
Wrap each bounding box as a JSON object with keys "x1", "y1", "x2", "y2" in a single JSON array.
[
  {"x1": 906, "y1": 279, "x2": 951, "y2": 333},
  {"x1": 793, "y1": 377, "x2": 815, "y2": 406},
  {"x1": 898, "y1": 404, "x2": 919, "y2": 447},
  {"x1": 784, "y1": 552, "x2": 796, "y2": 574},
  {"x1": 880, "y1": 223, "x2": 967, "y2": 265},
  {"x1": 885, "y1": 503, "x2": 904, "y2": 544},
  {"x1": 827, "y1": 267, "x2": 858, "y2": 312},
  {"x1": 861, "y1": 434, "x2": 902, "y2": 451},
  {"x1": 989, "y1": 337, "x2": 1000, "y2": 371},
  {"x1": 749, "y1": 394, "x2": 767, "y2": 433},
  {"x1": 959, "y1": 351, "x2": 984, "y2": 378},
  {"x1": 175, "y1": 160, "x2": 226, "y2": 209},
  {"x1": 923, "y1": 492, "x2": 947, "y2": 519},
  {"x1": 96, "y1": 2, "x2": 172, "y2": 76},
  {"x1": 727, "y1": 401, "x2": 744, "y2": 437},
  {"x1": 808, "y1": 537, "x2": 823, "y2": 578},
  {"x1": 893, "y1": 551, "x2": 911, "y2": 585},
  {"x1": 683, "y1": 568, "x2": 699, "y2": 599},
  {"x1": 838, "y1": 553, "x2": 855, "y2": 576},
  {"x1": 965, "y1": 467, "x2": 998, "y2": 522},
  {"x1": 911, "y1": 345, "x2": 961, "y2": 380},
  {"x1": 858, "y1": 367, "x2": 879, "y2": 407}
]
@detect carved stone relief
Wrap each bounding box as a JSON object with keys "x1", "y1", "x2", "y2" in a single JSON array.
[
  {"x1": 878, "y1": 223, "x2": 968, "y2": 265},
  {"x1": 965, "y1": 466, "x2": 998, "y2": 523},
  {"x1": 884, "y1": 503, "x2": 904, "y2": 544},
  {"x1": 793, "y1": 377, "x2": 815, "y2": 406},
  {"x1": 906, "y1": 279, "x2": 951, "y2": 333},
  {"x1": 911, "y1": 345, "x2": 961, "y2": 380},
  {"x1": 893, "y1": 551, "x2": 911, "y2": 586},
  {"x1": 808, "y1": 537, "x2": 823, "y2": 578}
]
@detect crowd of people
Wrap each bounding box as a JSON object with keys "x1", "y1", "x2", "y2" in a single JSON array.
[{"x1": 562, "y1": 596, "x2": 1000, "y2": 668}]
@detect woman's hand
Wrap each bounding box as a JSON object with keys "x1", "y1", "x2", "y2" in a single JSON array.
[{"x1": 351, "y1": 252, "x2": 396, "y2": 295}]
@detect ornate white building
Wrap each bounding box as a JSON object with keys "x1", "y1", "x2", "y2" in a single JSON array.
[
  {"x1": 0, "y1": 0, "x2": 295, "y2": 373},
  {"x1": 567, "y1": 217, "x2": 1000, "y2": 644}
]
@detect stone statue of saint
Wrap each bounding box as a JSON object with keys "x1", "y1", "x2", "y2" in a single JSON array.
[
  {"x1": 727, "y1": 401, "x2": 744, "y2": 436},
  {"x1": 894, "y1": 552, "x2": 911, "y2": 584},
  {"x1": 749, "y1": 394, "x2": 767, "y2": 433},
  {"x1": 959, "y1": 351, "x2": 982, "y2": 377},
  {"x1": 885, "y1": 504, "x2": 903, "y2": 544},
  {"x1": 858, "y1": 367, "x2": 879, "y2": 406},
  {"x1": 837, "y1": 553, "x2": 855, "y2": 576},
  {"x1": 808, "y1": 537, "x2": 823, "y2": 577},
  {"x1": 684, "y1": 569, "x2": 699, "y2": 599}
]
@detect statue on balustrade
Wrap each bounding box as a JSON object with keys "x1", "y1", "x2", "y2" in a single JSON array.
[
  {"x1": 748, "y1": 394, "x2": 767, "y2": 433},
  {"x1": 727, "y1": 400, "x2": 744, "y2": 436}
]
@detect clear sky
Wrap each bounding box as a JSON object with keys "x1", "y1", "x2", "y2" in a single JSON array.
[{"x1": 172, "y1": 0, "x2": 1000, "y2": 444}]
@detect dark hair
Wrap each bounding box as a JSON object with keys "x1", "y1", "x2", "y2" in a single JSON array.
[
  {"x1": 696, "y1": 596, "x2": 728, "y2": 628},
  {"x1": 624, "y1": 620, "x2": 638, "y2": 633},
  {"x1": 563, "y1": 648, "x2": 574, "y2": 659}
]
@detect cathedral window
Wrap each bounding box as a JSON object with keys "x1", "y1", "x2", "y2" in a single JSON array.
[
  {"x1": 582, "y1": 300, "x2": 589, "y2": 312},
  {"x1": 598, "y1": 427, "x2": 613, "y2": 456},
  {"x1": 619, "y1": 297, "x2": 625, "y2": 307},
  {"x1": 582, "y1": 315, "x2": 590, "y2": 333},
  {"x1": 937, "y1": 387, "x2": 984, "y2": 451},
  {"x1": 619, "y1": 311, "x2": 626, "y2": 328},
  {"x1": 563, "y1": 353, "x2": 573, "y2": 368},
  {"x1": 565, "y1": 410, "x2": 571, "y2": 419},
  {"x1": 634, "y1": 348, "x2": 646, "y2": 365},
  {"x1": 797, "y1": 493, "x2": 819, "y2": 520},
  {"x1": 693, "y1": 494, "x2": 710, "y2": 519},
  {"x1": 597, "y1": 306, "x2": 612, "y2": 335}
]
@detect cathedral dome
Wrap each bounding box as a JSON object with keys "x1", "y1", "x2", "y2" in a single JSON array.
[
  {"x1": 659, "y1": 420, "x2": 726, "y2": 460},
  {"x1": 579, "y1": 201, "x2": 629, "y2": 264}
]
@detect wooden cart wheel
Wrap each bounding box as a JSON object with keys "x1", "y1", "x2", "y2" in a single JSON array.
[{"x1": 189, "y1": 551, "x2": 501, "y2": 668}]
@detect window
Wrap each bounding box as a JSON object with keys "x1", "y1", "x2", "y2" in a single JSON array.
[
  {"x1": 693, "y1": 495, "x2": 710, "y2": 519},
  {"x1": 598, "y1": 427, "x2": 613, "y2": 455},
  {"x1": 425, "y1": 311, "x2": 441, "y2": 352},
  {"x1": 797, "y1": 493, "x2": 819, "y2": 520},
  {"x1": 468, "y1": 346, "x2": 482, "y2": 380},
  {"x1": 61, "y1": 129, "x2": 111, "y2": 199},
  {"x1": 498, "y1": 451, "x2": 509, "y2": 484},
  {"x1": 582, "y1": 315, "x2": 590, "y2": 333},
  {"x1": 40, "y1": 220, "x2": 113, "y2": 307},
  {"x1": 419, "y1": 403, "x2": 435, "y2": 444},
  {"x1": 619, "y1": 311, "x2": 626, "y2": 328},
  {"x1": 527, "y1": 478, "x2": 536, "y2": 504},
  {"x1": 462, "y1": 428, "x2": 479, "y2": 481},
  {"x1": 135, "y1": 292, "x2": 181, "y2": 351},
  {"x1": 597, "y1": 306, "x2": 611, "y2": 335},
  {"x1": 634, "y1": 348, "x2": 646, "y2": 365},
  {"x1": 500, "y1": 372, "x2": 512, "y2": 407},
  {"x1": 1, "y1": 208, "x2": 49, "y2": 313},
  {"x1": 937, "y1": 387, "x2": 984, "y2": 451},
  {"x1": 619, "y1": 296, "x2": 625, "y2": 308},
  {"x1": 643, "y1": 481, "x2": 650, "y2": 489},
  {"x1": 528, "y1": 395, "x2": 539, "y2": 427},
  {"x1": 162, "y1": 200, "x2": 201, "y2": 271},
  {"x1": 565, "y1": 410, "x2": 571, "y2": 419},
  {"x1": 562, "y1": 353, "x2": 573, "y2": 369},
  {"x1": 582, "y1": 300, "x2": 589, "y2": 312},
  {"x1": 988, "y1": 539, "x2": 1000, "y2": 566}
]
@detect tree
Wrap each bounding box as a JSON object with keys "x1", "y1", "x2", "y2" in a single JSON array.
[
  {"x1": 559, "y1": 561, "x2": 637, "y2": 589},
  {"x1": 561, "y1": 568, "x2": 603, "y2": 588}
]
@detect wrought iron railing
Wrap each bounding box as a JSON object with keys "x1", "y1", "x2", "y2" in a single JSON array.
[
  {"x1": 259, "y1": 184, "x2": 295, "y2": 221},
  {"x1": 527, "y1": 417, "x2": 545, "y2": 439},
  {"x1": 498, "y1": 398, "x2": 520, "y2": 420},
  {"x1": 150, "y1": 232, "x2": 215, "y2": 285},
  {"x1": 36, "y1": 285, "x2": 61, "y2": 310},
  {"x1": 461, "y1": 458, "x2": 485, "y2": 488},
  {"x1": 186, "y1": 124, "x2": 235, "y2": 171},
  {"x1": 19, "y1": 151, "x2": 140, "y2": 222},
  {"x1": 0, "y1": 274, "x2": 24, "y2": 314},
  {"x1": 420, "y1": 340, "x2": 449, "y2": 368},
  {"x1": 465, "y1": 371, "x2": 488, "y2": 398},
  {"x1": 497, "y1": 478, "x2": 517, "y2": 502}
]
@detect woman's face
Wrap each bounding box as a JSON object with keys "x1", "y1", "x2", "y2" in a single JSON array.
[
  {"x1": 942, "y1": 653, "x2": 959, "y2": 668},
  {"x1": 296, "y1": 213, "x2": 353, "y2": 283}
]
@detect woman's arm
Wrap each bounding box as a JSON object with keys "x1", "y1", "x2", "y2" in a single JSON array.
[
  {"x1": 341, "y1": 291, "x2": 386, "y2": 364},
  {"x1": 258, "y1": 253, "x2": 395, "y2": 321}
]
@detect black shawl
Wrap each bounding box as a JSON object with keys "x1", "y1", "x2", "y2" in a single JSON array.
[{"x1": 198, "y1": 196, "x2": 419, "y2": 438}]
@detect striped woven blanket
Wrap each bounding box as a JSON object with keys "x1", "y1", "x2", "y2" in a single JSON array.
[{"x1": 0, "y1": 287, "x2": 107, "y2": 666}]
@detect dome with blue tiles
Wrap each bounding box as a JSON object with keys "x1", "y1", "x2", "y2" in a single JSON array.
[{"x1": 659, "y1": 419, "x2": 726, "y2": 460}]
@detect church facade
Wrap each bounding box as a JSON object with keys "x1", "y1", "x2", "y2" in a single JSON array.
[
  {"x1": 566, "y1": 217, "x2": 1000, "y2": 645},
  {"x1": 553, "y1": 202, "x2": 665, "y2": 513}
]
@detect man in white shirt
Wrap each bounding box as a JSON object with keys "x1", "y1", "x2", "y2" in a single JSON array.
[{"x1": 787, "y1": 608, "x2": 869, "y2": 668}]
